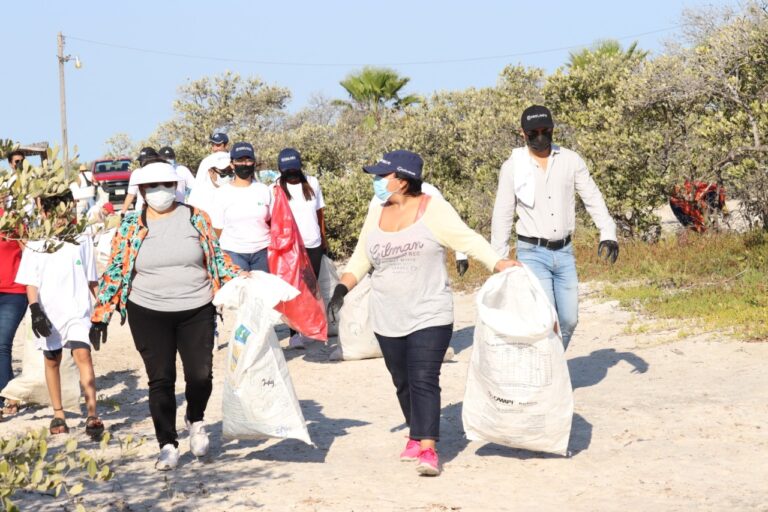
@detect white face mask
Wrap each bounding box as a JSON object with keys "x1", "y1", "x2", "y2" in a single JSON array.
[
  {"x1": 216, "y1": 175, "x2": 233, "y2": 186},
  {"x1": 144, "y1": 185, "x2": 176, "y2": 212}
]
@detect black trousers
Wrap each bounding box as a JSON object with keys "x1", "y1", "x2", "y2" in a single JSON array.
[
  {"x1": 375, "y1": 324, "x2": 453, "y2": 441},
  {"x1": 126, "y1": 300, "x2": 216, "y2": 448},
  {"x1": 305, "y1": 246, "x2": 324, "y2": 279}
]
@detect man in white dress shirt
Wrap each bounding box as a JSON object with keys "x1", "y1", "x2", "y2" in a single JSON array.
[{"x1": 491, "y1": 105, "x2": 618, "y2": 349}]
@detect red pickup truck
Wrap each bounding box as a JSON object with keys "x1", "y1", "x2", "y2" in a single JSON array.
[{"x1": 90, "y1": 157, "x2": 132, "y2": 206}]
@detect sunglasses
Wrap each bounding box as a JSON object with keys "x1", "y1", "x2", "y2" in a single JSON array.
[
  {"x1": 525, "y1": 128, "x2": 553, "y2": 139},
  {"x1": 143, "y1": 182, "x2": 176, "y2": 188},
  {"x1": 211, "y1": 167, "x2": 234, "y2": 177}
]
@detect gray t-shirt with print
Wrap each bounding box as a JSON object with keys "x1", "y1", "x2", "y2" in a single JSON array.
[
  {"x1": 128, "y1": 207, "x2": 213, "y2": 312},
  {"x1": 366, "y1": 221, "x2": 453, "y2": 337}
]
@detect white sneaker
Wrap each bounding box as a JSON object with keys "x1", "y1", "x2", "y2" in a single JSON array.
[
  {"x1": 156, "y1": 444, "x2": 180, "y2": 471},
  {"x1": 186, "y1": 417, "x2": 210, "y2": 457},
  {"x1": 288, "y1": 334, "x2": 306, "y2": 349}
]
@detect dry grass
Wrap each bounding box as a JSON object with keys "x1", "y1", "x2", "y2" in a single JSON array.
[{"x1": 447, "y1": 229, "x2": 768, "y2": 341}]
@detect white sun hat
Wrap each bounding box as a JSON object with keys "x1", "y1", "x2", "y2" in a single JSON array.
[
  {"x1": 129, "y1": 162, "x2": 181, "y2": 186},
  {"x1": 208, "y1": 151, "x2": 231, "y2": 170}
]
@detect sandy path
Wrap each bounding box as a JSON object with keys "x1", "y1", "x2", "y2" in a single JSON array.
[{"x1": 4, "y1": 284, "x2": 768, "y2": 511}]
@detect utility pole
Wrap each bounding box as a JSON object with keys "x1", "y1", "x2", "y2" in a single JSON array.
[{"x1": 57, "y1": 32, "x2": 70, "y2": 180}]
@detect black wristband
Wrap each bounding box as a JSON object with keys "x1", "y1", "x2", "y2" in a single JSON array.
[{"x1": 30, "y1": 303, "x2": 43, "y2": 314}]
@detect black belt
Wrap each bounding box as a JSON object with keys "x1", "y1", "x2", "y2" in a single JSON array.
[{"x1": 518, "y1": 234, "x2": 572, "y2": 250}]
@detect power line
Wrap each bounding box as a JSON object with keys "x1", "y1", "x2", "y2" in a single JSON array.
[{"x1": 66, "y1": 26, "x2": 678, "y2": 68}]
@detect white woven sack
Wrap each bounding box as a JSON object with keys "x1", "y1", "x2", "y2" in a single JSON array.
[
  {"x1": 0, "y1": 316, "x2": 81, "y2": 413},
  {"x1": 336, "y1": 275, "x2": 382, "y2": 361},
  {"x1": 213, "y1": 273, "x2": 312, "y2": 445},
  {"x1": 462, "y1": 266, "x2": 574, "y2": 455}
]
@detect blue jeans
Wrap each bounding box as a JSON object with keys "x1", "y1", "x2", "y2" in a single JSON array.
[
  {"x1": 516, "y1": 240, "x2": 579, "y2": 349},
  {"x1": 375, "y1": 324, "x2": 453, "y2": 441},
  {"x1": 0, "y1": 293, "x2": 28, "y2": 407},
  {"x1": 225, "y1": 248, "x2": 269, "y2": 273}
]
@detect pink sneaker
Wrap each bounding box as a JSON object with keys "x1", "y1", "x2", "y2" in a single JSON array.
[
  {"x1": 416, "y1": 448, "x2": 440, "y2": 476},
  {"x1": 400, "y1": 439, "x2": 421, "y2": 462}
]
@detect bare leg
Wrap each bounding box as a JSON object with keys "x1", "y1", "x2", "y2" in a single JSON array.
[
  {"x1": 72, "y1": 348, "x2": 97, "y2": 418},
  {"x1": 43, "y1": 353, "x2": 65, "y2": 420}
]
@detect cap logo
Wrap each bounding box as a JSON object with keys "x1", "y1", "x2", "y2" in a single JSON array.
[
  {"x1": 527, "y1": 113, "x2": 549, "y2": 121},
  {"x1": 396, "y1": 165, "x2": 414, "y2": 176},
  {"x1": 280, "y1": 156, "x2": 297, "y2": 162},
  {"x1": 378, "y1": 159, "x2": 391, "y2": 165}
]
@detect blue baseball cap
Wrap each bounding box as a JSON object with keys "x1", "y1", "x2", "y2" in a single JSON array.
[
  {"x1": 363, "y1": 150, "x2": 423, "y2": 180},
  {"x1": 277, "y1": 148, "x2": 302, "y2": 172},
  {"x1": 230, "y1": 142, "x2": 255, "y2": 161},
  {"x1": 209, "y1": 132, "x2": 229, "y2": 145}
]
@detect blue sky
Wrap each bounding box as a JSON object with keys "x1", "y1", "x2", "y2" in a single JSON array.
[{"x1": 1, "y1": 0, "x2": 735, "y2": 165}]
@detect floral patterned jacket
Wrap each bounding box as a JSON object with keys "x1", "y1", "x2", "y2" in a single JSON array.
[{"x1": 92, "y1": 205, "x2": 240, "y2": 324}]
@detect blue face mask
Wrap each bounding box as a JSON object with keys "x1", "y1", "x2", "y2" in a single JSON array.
[{"x1": 373, "y1": 176, "x2": 392, "y2": 202}]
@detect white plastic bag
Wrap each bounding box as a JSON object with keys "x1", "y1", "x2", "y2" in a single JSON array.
[
  {"x1": 317, "y1": 255, "x2": 340, "y2": 337},
  {"x1": 213, "y1": 273, "x2": 312, "y2": 444},
  {"x1": 336, "y1": 275, "x2": 383, "y2": 361},
  {"x1": 0, "y1": 316, "x2": 81, "y2": 413},
  {"x1": 462, "y1": 266, "x2": 574, "y2": 455}
]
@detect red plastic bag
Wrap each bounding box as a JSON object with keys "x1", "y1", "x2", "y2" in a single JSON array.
[{"x1": 268, "y1": 186, "x2": 328, "y2": 342}]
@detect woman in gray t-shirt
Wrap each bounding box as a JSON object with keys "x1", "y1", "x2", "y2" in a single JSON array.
[
  {"x1": 327, "y1": 150, "x2": 520, "y2": 477},
  {"x1": 92, "y1": 161, "x2": 241, "y2": 471}
]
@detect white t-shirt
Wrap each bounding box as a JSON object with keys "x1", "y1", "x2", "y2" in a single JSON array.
[
  {"x1": 15, "y1": 234, "x2": 98, "y2": 351},
  {"x1": 174, "y1": 164, "x2": 195, "y2": 192},
  {"x1": 273, "y1": 176, "x2": 325, "y2": 249},
  {"x1": 210, "y1": 182, "x2": 272, "y2": 253},
  {"x1": 368, "y1": 181, "x2": 467, "y2": 260}
]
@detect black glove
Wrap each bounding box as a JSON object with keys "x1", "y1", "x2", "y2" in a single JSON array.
[
  {"x1": 456, "y1": 259, "x2": 469, "y2": 277},
  {"x1": 89, "y1": 322, "x2": 108, "y2": 351},
  {"x1": 327, "y1": 284, "x2": 349, "y2": 324},
  {"x1": 598, "y1": 240, "x2": 619, "y2": 264},
  {"x1": 30, "y1": 303, "x2": 53, "y2": 338}
]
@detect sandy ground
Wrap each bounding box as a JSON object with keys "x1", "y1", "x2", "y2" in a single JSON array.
[{"x1": 3, "y1": 278, "x2": 767, "y2": 512}]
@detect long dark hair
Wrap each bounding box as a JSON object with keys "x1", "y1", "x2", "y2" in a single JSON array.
[{"x1": 279, "y1": 171, "x2": 315, "y2": 201}]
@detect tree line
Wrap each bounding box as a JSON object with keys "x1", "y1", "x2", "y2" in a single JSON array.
[{"x1": 106, "y1": 2, "x2": 766, "y2": 256}]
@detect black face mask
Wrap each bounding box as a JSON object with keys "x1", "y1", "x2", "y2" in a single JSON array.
[
  {"x1": 527, "y1": 131, "x2": 553, "y2": 152},
  {"x1": 234, "y1": 164, "x2": 255, "y2": 179},
  {"x1": 282, "y1": 170, "x2": 302, "y2": 183}
]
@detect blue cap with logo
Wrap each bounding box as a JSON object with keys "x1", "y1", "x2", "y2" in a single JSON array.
[
  {"x1": 277, "y1": 148, "x2": 302, "y2": 172},
  {"x1": 230, "y1": 142, "x2": 255, "y2": 160},
  {"x1": 209, "y1": 132, "x2": 229, "y2": 145},
  {"x1": 363, "y1": 150, "x2": 423, "y2": 181}
]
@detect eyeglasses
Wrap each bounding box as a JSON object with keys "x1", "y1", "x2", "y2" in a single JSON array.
[
  {"x1": 143, "y1": 182, "x2": 176, "y2": 188},
  {"x1": 11, "y1": 159, "x2": 24, "y2": 166}
]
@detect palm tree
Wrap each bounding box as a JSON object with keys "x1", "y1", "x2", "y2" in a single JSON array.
[
  {"x1": 334, "y1": 67, "x2": 422, "y2": 125},
  {"x1": 568, "y1": 40, "x2": 649, "y2": 69}
]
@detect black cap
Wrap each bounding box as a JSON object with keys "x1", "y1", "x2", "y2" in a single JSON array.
[
  {"x1": 137, "y1": 147, "x2": 158, "y2": 163},
  {"x1": 521, "y1": 105, "x2": 554, "y2": 131},
  {"x1": 158, "y1": 146, "x2": 175, "y2": 160}
]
